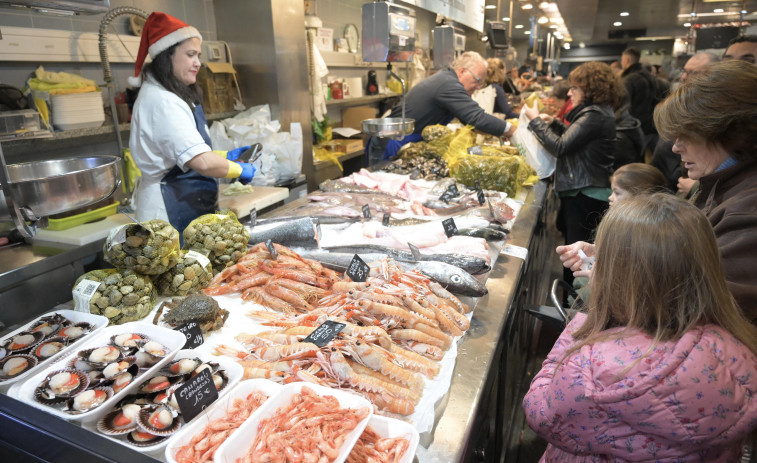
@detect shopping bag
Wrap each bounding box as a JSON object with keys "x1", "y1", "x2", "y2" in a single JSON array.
[{"x1": 510, "y1": 109, "x2": 556, "y2": 179}]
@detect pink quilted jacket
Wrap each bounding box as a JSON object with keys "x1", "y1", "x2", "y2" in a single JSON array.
[{"x1": 523, "y1": 312, "x2": 757, "y2": 462}]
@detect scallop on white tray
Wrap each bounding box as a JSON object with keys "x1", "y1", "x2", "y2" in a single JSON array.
[
  {"x1": 0, "y1": 309, "x2": 108, "y2": 391},
  {"x1": 83, "y1": 349, "x2": 244, "y2": 457},
  {"x1": 214, "y1": 382, "x2": 373, "y2": 463},
  {"x1": 7, "y1": 321, "x2": 185, "y2": 423},
  {"x1": 165, "y1": 378, "x2": 283, "y2": 463},
  {"x1": 360, "y1": 414, "x2": 420, "y2": 463}
]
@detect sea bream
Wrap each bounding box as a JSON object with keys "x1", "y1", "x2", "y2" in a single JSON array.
[{"x1": 298, "y1": 251, "x2": 488, "y2": 297}]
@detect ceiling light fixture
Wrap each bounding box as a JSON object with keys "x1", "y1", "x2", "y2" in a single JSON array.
[
  {"x1": 538, "y1": 16, "x2": 549, "y2": 24},
  {"x1": 522, "y1": 3, "x2": 533, "y2": 10},
  {"x1": 713, "y1": 8, "x2": 724, "y2": 13},
  {"x1": 563, "y1": 43, "x2": 571, "y2": 50},
  {"x1": 620, "y1": 12, "x2": 629, "y2": 17},
  {"x1": 524, "y1": 30, "x2": 531, "y2": 34},
  {"x1": 683, "y1": 22, "x2": 691, "y2": 27},
  {"x1": 502, "y1": 17, "x2": 511, "y2": 21},
  {"x1": 485, "y1": 4, "x2": 496, "y2": 9},
  {"x1": 613, "y1": 21, "x2": 622, "y2": 26},
  {"x1": 539, "y1": 2, "x2": 550, "y2": 8},
  {"x1": 515, "y1": 24, "x2": 524, "y2": 29}
]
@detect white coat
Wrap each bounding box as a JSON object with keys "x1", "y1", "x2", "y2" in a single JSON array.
[{"x1": 128, "y1": 77, "x2": 211, "y2": 223}]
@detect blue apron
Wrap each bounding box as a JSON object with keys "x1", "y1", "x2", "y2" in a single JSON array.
[{"x1": 160, "y1": 104, "x2": 219, "y2": 234}]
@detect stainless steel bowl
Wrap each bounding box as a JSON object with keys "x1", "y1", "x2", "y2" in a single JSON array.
[
  {"x1": 362, "y1": 117, "x2": 415, "y2": 139},
  {"x1": 0, "y1": 156, "x2": 120, "y2": 219}
]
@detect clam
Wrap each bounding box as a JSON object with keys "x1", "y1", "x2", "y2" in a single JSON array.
[
  {"x1": 0, "y1": 354, "x2": 37, "y2": 380},
  {"x1": 78, "y1": 346, "x2": 122, "y2": 367},
  {"x1": 33, "y1": 337, "x2": 67, "y2": 360},
  {"x1": 160, "y1": 357, "x2": 201, "y2": 378},
  {"x1": 4, "y1": 331, "x2": 44, "y2": 353},
  {"x1": 35, "y1": 369, "x2": 89, "y2": 404},
  {"x1": 110, "y1": 333, "x2": 147, "y2": 352},
  {"x1": 66, "y1": 386, "x2": 112, "y2": 414},
  {"x1": 56, "y1": 322, "x2": 92, "y2": 341},
  {"x1": 97, "y1": 403, "x2": 142, "y2": 435},
  {"x1": 136, "y1": 404, "x2": 181, "y2": 436},
  {"x1": 102, "y1": 356, "x2": 138, "y2": 379},
  {"x1": 126, "y1": 430, "x2": 165, "y2": 447},
  {"x1": 139, "y1": 375, "x2": 176, "y2": 394}
]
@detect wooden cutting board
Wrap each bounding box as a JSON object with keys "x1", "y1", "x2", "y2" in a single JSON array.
[{"x1": 218, "y1": 184, "x2": 290, "y2": 219}]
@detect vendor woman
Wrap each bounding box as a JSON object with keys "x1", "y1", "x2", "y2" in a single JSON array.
[{"x1": 129, "y1": 12, "x2": 255, "y2": 232}]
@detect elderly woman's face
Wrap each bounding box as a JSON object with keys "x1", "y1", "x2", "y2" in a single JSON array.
[{"x1": 672, "y1": 138, "x2": 730, "y2": 180}]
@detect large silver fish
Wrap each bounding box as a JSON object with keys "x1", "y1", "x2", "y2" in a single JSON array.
[
  {"x1": 320, "y1": 244, "x2": 491, "y2": 275},
  {"x1": 299, "y1": 251, "x2": 488, "y2": 297},
  {"x1": 247, "y1": 217, "x2": 321, "y2": 248}
]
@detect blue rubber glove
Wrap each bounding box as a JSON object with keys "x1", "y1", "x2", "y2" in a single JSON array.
[
  {"x1": 238, "y1": 162, "x2": 256, "y2": 184},
  {"x1": 226, "y1": 145, "x2": 251, "y2": 161}
]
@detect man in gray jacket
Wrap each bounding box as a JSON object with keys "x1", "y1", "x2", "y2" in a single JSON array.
[{"x1": 367, "y1": 51, "x2": 515, "y2": 165}]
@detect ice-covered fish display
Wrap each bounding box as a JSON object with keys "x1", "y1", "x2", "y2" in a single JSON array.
[
  {"x1": 247, "y1": 217, "x2": 321, "y2": 248},
  {"x1": 321, "y1": 244, "x2": 490, "y2": 275}
]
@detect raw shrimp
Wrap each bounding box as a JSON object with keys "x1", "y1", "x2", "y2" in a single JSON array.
[{"x1": 346, "y1": 426, "x2": 411, "y2": 463}]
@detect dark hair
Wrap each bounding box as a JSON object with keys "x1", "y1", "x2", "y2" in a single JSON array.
[
  {"x1": 654, "y1": 60, "x2": 757, "y2": 162},
  {"x1": 728, "y1": 34, "x2": 757, "y2": 45},
  {"x1": 622, "y1": 47, "x2": 641, "y2": 61},
  {"x1": 143, "y1": 42, "x2": 201, "y2": 107},
  {"x1": 569, "y1": 61, "x2": 624, "y2": 107},
  {"x1": 550, "y1": 80, "x2": 571, "y2": 100}
]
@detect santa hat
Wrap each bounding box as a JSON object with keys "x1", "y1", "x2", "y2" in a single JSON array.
[{"x1": 128, "y1": 12, "x2": 202, "y2": 87}]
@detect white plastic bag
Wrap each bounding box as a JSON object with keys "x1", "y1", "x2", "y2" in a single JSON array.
[
  {"x1": 265, "y1": 122, "x2": 302, "y2": 183},
  {"x1": 511, "y1": 110, "x2": 556, "y2": 179}
]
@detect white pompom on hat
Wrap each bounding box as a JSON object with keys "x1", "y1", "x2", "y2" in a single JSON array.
[{"x1": 128, "y1": 12, "x2": 202, "y2": 87}]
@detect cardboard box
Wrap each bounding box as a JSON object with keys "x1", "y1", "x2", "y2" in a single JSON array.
[
  {"x1": 323, "y1": 139, "x2": 364, "y2": 153},
  {"x1": 197, "y1": 62, "x2": 236, "y2": 115},
  {"x1": 342, "y1": 105, "x2": 378, "y2": 132}
]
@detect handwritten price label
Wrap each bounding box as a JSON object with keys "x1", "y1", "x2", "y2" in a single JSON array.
[
  {"x1": 382, "y1": 213, "x2": 390, "y2": 226},
  {"x1": 346, "y1": 254, "x2": 369, "y2": 282},
  {"x1": 442, "y1": 218, "x2": 458, "y2": 238},
  {"x1": 303, "y1": 320, "x2": 346, "y2": 347},
  {"x1": 362, "y1": 204, "x2": 371, "y2": 219},
  {"x1": 175, "y1": 368, "x2": 219, "y2": 423},
  {"x1": 439, "y1": 184, "x2": 460, "y2": 203},
  {"x1": 476, "y1": 189, "x2": 485, "y2": 206},
  {"x1": 175, "y1": 321, "x2": 204, "y2": 349}
]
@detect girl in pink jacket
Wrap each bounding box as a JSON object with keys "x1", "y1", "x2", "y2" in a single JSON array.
[{"x1": 523, "y1": 193, "x2": 757, "y2": 462}]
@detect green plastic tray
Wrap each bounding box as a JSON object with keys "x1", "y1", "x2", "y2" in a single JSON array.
[{"x1": 46, "y1": 202, "x2": 118, "y2": 231}]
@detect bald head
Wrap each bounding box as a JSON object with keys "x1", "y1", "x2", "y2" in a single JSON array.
[{"x1": 682, "y1": 51, "x2": 720, "y2": 82}]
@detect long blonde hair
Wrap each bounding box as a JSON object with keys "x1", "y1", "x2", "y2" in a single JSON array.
[{"x1": 568, "y1": 193, "x2": 757, "y2": 357}]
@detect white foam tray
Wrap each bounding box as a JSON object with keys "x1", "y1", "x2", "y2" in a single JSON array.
[
  {"x1": 0, "y1": 309, "x2": 108, "y2": 391},
  {"x1": 83, "y1": 349, "x2": 244, "y2": 457},
  {"x1": 362, "y1": 414, "x2": 420, "y2": 463},
  {"x1": 7, "y1": 321, "x2": 185, "y2": 424},
  {"x1": 165, "y1": 378, "x2": 282, "y2": 463},
  {"x1": 214, "y1": 382, "x2": 373, "y2": 463}
]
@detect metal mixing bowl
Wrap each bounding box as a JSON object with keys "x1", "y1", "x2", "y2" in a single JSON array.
[
  {"x1": 0, "y1": 156, "x2": 120, "y2": 219},
  {"x1": 362, "y1": 117, "x2": 415, "y2": 139}
]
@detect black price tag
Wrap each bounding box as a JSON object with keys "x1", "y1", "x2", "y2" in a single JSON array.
[
  {"x1": 175, "y1": 368, "x2": 219, "y2": 423},
  {"x1": 346, "y1": 254, "x2": 370, "y2": 282},
  {"x1": 442, "y1": 218, "x2": 458, "y2": 238},
  {"x1": 250, "y1": 208, "x2": 257, "y2": 227},
  {"x1": 382, "y1": 213, "x2": 390, "y2": 226},
  {"x1": 408, "y1": 242, "x2": 422, "y2": 261},
  {"x1": 477, "y1": 189, "x2": 485, "y2": 206},
  {"x1": 362, "y1": 204, "x2": 371, "y2": 219},
  {"x1": 474, "y1": 179, "x2": 480, "y2": 190},
  {"x1": 302, "y1": 320, "x2": 346, "y2": 347},
  {"x1": 175, "y1": 321, "x2": 204, "y2": 349},
  {"x1": 439, "y1": 184, "x2": 459, "y2": 203},
  {"x1": 266, "y1": 239, "x2": 278, "y2": 260}
]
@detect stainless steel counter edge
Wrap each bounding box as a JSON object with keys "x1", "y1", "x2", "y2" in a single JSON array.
[{"x1": 421, "y1": 181, "x2": 548, "y2": 461}]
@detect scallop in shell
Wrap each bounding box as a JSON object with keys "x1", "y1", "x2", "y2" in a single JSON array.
[
  {"x1": 136, "y1": 404, "x2": 181, "y2": 436},
  {"x1": 110, "y1": 333, "x2": 148, "y2": 353},
  {"x1": 135, "y1": 340, "x2": 169, "y2": 367},
  {"x1": 111, "y1": 370, "x2": 136, "y2": 394},
  {"x1": 191, "y1": 361, "x2": 221, "y2": 377},
  {"x1": 151, "y1": 383, "x2": 182, "y2": 411},
  {"x1": 29, "y1": 314, "x2": 68, "y2": 337},
  {"x1": 102, "y1": 356, "x2": 138, "y2": 379},
  {"x1": 33, "y1": 337, "x2": 67, "y2": 360},
  {"x1": 66, "y1": 386, "x2": 112, "y2": 414},
  {"x1": 160, "y1": 357, "x2": 201, "y2": 378},
  {"x1": 97, "y1": 403, "x2": 142, "y2": 435},
  {"x1": 4, "y1": 331, "x2": 44, "y2": 353},
  {"x1": 126, "y1": 430, "x2": 165, "y2": 447},
  {"x1": 210, "y1": 370, "x2": 229, "y2": 392},
  {"x1": 35, "y1": 369, "x2": 89, "y2": 404},
  {"x1": 67, "y1": 356, "x2": 94, "y2": 372},
  {"x1": 139, "y1": 375, "x2": 176, "y2": 394},
  {"x1": 78, "y1": 345, "x2": 122, "y2": 367},
  {"x1": 0, "y1": 354, "x2": 38, "y2": 380},
  {"x1": 56, "y1": 322, "x2": 92, "y2": 341}
]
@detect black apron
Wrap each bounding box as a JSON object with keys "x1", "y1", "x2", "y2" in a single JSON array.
[{"x1": 160, "y1": 104, "x2": 219, "y2": 234}]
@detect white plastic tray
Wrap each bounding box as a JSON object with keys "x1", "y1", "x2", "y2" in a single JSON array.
[
  {"x1": 214, "y1": 382, "x2": 373, "y2": 463},
  {"x1": 8, "y1": 321, "x2": 185, "y2": 423},
  {"x1": 0, "y1": 309, "x2": 108, "y2": 391},
  {"x1": 165, "y1": 378, "x2": 282, "y2": 463},
  {"x1": 361, "y1": 414, "x2": 420, "y2": 463},
  {"x1": 83, "y1": 349, "x2": 244, "y2": 457}
]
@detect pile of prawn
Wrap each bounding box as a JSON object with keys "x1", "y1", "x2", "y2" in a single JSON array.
[
  {"x1": 238, "y1": 386, "x2": 370, "y2": 463},
  {"x1": 346, "y1": 426, "x2": 411, "y2": 463},
  {"x1": 173, "y1": 390, "x2": 270, "y2": 463}
]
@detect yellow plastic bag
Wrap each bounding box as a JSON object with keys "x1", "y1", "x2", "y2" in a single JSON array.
[
  {"x1": 182, "y1": 211, "x2": 250, "y2": 273},
  {"x1": 73, "y1": 269, "x2": 156, "y2": 325},
  {"x1": 122, "y1": 149, "x2": 141, "y2": 196}
]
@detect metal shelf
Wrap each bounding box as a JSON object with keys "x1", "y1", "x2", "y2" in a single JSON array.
[{"x1": 325, "y1": 93, "x2": 398, "y2": 107}]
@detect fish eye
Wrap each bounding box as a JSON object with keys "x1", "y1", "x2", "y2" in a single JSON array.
[{"x1": 451, "y1": 275, "x2": 462, "y2": 283}]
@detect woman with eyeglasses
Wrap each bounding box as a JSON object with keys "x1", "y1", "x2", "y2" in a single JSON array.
[{"x1": 522, "y1": 61, "x2": 621, "y2": 283}]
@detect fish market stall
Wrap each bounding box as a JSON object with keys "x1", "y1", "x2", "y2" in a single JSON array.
[{"x1": 0, "y1": 172, "x2": 554, "y2": 462}]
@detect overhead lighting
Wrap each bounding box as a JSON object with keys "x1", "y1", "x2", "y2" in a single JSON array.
[
  {"x1": 742, "y1": 10, "x2": 748, "y2": 14},
  {"x1": 524, "y1": 30, "x2": 531, "y2": 34},
  {"x1": 579, "y1": 42, "x2": 586, "y2": 48},
  {"x1": 713, "y1": 8, "x2": 724, "y2": 13},
  {"x1": 563, "y1": 43, "x2": 571, "y2": 50},
  {"x1": 683, "y1": 22, "x2": 691, "y2": 27},
  {"x1": 485, "y1": 4, "x2": 496, "y2": 9},
  {"x1": 538, "y1": 16, "x2": 549, "y2": 24},
  {"x1": 502, "y1": 16, "x2": 510, "y2": 21},
  {"x1": 613, "y1": 21, "x2": 622, "y2": 26},
  {"x1": 539, "y1": 2, "x2": 550, "y2": 8},
  {"x1": 522, "y1": 3, "x2": 533, "y2": 10},
  {"x1": 515, "y1": 24, "x2": 524, "y2": 29},
  {"x1": 549, "y1": 24, "x2": 558, "y2": 28},
  {"x1": 619, "y1": 12, "x2": 629, "y2": 17}
]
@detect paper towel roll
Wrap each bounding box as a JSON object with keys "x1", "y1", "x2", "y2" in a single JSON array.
[{"x1": 345, "y1": 77, "x2": 363, "y2": 98}]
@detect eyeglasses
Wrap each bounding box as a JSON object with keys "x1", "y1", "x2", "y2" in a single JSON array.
[{"x1": 465, "y1": 68, "x2": 484, "y2": 86}]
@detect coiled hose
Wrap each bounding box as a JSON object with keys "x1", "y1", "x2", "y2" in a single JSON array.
[{"x1": 98, "y1": 6, "x2": 148, "y2": 83}]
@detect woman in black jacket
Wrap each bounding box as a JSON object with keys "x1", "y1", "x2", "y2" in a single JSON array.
[{"x1": 523, "y1": 62, "x2": 621, "y2": 271}]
